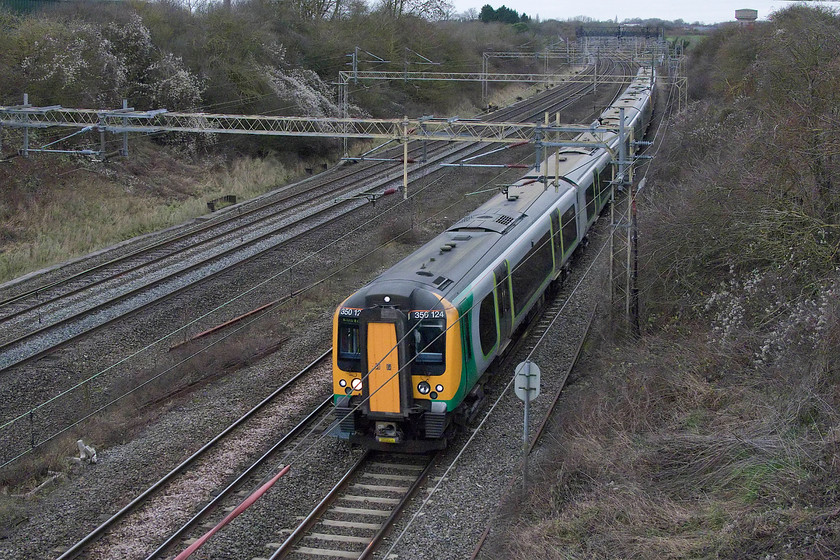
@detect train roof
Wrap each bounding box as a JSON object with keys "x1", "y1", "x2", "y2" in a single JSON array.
[{"x1": 356, "y1": 177, "x2": 576, "y2": 304}]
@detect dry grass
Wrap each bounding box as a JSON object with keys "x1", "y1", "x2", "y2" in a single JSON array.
[
  {"x1": 0, "y1": 141, "x2": 331, "y2": 284},
  {"x1": 493, "y1": 315, "x2": 840, "y2": 559}
]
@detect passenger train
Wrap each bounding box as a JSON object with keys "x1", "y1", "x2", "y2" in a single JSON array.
[{"x1": 332, "y1": 67, "x2": 655, "y2": 451}]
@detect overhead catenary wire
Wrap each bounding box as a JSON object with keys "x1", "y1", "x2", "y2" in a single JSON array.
[
  {"x1": 159, "y1": 63, "x2": 650, "y2": 558},
  {"x1": 2, "y1": 70, "x2": 599, "y2": 446},
  {"x1": 339, "y1": 78, "x2": 661, "y2": 557},
  {"x1": 174, "y1": 57, "x2": 659, "y2": 556},
  {"x1": 271, "y1": 141, "x2": 638, "y2": 557},
  {"x1": 165, "y1": 148, "x2": 545, "y2": 560},
  {"x1": 0, "y1": 135, "x2": 533, "y2": 469},
  {"x1": 241, "y1": 64, "x2": 644, "y2": 472},
  {"x1": 384, "y1": 220, "x2": 616, "y2": 559},
  {"x1": 263, "y1": 134, "x2": 631, "y2": 479},
  {"x1": 16, "y1": 63, "x2": 649, "y2": 559},
  {"x1": 243, "y1": 74, "x2": 635, "y2": 474}
]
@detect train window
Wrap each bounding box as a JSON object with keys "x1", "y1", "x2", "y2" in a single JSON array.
[
  {"x1": 461, "y1": 312, "x2": 473, "y2": 360},
  {"x1": 511, "y1": 231, "x2": 553, "y2": 316},
  {"x1": 337, "y1": 318, "x2": 361, "y2": 372},
  {"x1": 593, "y1": 170, "x2": 601, "y2": 209},
  {"x1": 494, "y1": 262, "x2": 512, "y2": 343},
  {"x1": 551, "y1": 210, "x2": 561, "y2": 255},
  {"x1": 599, "y1": 168, "x2": 613, "y2": 203},
  {"x1": 561, "y1": 207, "x2": 577, "y2": 255},
  {"x1": 585, "y1": 183, "x2": 595, "y2": 220},
  {"x1": 412, "y1": 319, "x2": 446, "y2": 375},
  {"x1": 479, "y1": 292, "x2": 497, "y2": 356}
]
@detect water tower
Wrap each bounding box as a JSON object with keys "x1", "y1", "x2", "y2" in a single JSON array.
[{"x1": 735, "y1": 9, "x2": 758, "y2": 27}]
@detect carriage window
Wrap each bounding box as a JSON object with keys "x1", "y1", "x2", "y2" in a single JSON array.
[
  {"x1": 598, "y1": 168, "x2": 612, "y2": 206},
  {"x1": 593, "y1": 170, "x2": 601, "y2": 205},
  {"x1": 337, "y1": 318, "x2": 361, "y2": 372},
  {"x1": 511, "y1": 231, "x2": 553, "y2": 316},
  {"x1": 561, "y1": 207, "x2": 577, "y2": 255},
  {"x1": 479, "y1": 293, "x2": 498, "y2": 356},
  {"x1": 585, "y1": 184, "x2": 595, "y2": 220},
  {"x1": 413, "y1": 319, "x2": 446, "y2": 375},
  {"x1": 551, "y1": 210, "x2": 562, "y2": 253}
]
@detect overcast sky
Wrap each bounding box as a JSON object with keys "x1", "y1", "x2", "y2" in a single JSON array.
[{"x1": 451, "y1": 0, "x2": 839, "y2": 25}]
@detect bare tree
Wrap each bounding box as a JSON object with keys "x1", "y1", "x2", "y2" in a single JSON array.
[
  {"x1": 277, "y1": 0, "x2": 346, "y2": 19},
  {"x1": 376, "y1": 0, "x2": 452, "y2": 20}
]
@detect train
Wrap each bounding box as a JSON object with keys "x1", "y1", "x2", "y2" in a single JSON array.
[{"x1": 331, "y1": 67, "x2": 655, "y2": 451}]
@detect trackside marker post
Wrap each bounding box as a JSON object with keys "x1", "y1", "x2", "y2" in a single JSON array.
[{"x1": 515, "y1": 360, "x2": 540, "y2": 491}]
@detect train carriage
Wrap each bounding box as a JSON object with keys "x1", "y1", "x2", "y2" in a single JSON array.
[{"x1": 332, "y1": 67, "x2": 654, "y2": 451}]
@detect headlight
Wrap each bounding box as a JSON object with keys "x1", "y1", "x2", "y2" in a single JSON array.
[
  {"x1": 351, "y1": 378, "x2": 363, "y2": 391},
  {"x1": 435, "y1": 384, "x2": 444, "y2": 392},
  {"x1": 339, "y1": 379, "x2": 347, "y2": 388},
  {"x1": 418, "y1": 381, "x2": 431, "y2": 395}
]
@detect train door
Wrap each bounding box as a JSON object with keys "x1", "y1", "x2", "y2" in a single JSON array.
[
  {"x1": 494, "y1": 261, "x2": 512, "y2": 344},
  {"x1": 359, "y1": 307, "x2": 411, "y2": 417},
  {"x1": 367, "y1": 322, "x2": 401, "y2": 414}
]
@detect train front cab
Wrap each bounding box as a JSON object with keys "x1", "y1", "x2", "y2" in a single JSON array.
[{"x1": 332, "y1": 291, "x2": 462, "y2": 452}]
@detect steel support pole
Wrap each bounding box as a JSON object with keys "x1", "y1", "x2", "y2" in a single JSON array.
[
  {"x1": 631, "y1": 193, "x2": 639, "y2": 335},
  {"x1": 543, "y1": 112, "x2": 550, "y2": 189},
  {"x1": 554, "y1": 112, "x2": 560, "y2": 192},
  {"x1": 403, "y1": 118, "x2": 409, "y2": 200},
  {"x1": 609, "y1": 181, "x2": 615, "y2": 311},
  {"x1": 625, "y1": 178, "x2": 632, "y2": 323},
  {"x1": 617, "y1": 107, "x2": 631, "y2": 323},
  {"x1": 618, "y1": 108, "x2": 627, "y2": 187},
  {"x1": 338, "y1": 80, "x2": 348, "y2": 157},
  {"x1": 99, "y1": 115, "x2": 106, "y2": 157},
  {"x1": 353, "y1": 46, "x2": 359, "y2": 84},
  {"x1": 22, "y1": 94, "x2": 29, "y2": 157},
  {"x1": 121, "y1": 99, "x2": 129, "y2": 157},
  {"x1": 481, "y1": 53, "x2": 488, "y2": 101}
]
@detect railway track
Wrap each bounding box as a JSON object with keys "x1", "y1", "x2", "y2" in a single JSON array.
[
  {"x1": 0, "y1": 65, "x2": 604, "y2": 375},
  {"x1": 268, "y1": 451, "x2": 438, "y2": 560},
  {"x1": 52, "y1": 146, "x2": 623, "y2": 560},
  {"x1": 0, "y1": 57, "x2": 629, "y2": 454},
  {"x1": 0, "y1": 65, "x2": 596, "y2": 312},
  {"x1": 0, "y1": 47, "x2": 658, "y2": 560},
  {"x1": 54, "y1": 350, "x2": 335, "y2": 560},
  {"x1": 0, "y1": 62, "x2": 626, "y2": 446}
]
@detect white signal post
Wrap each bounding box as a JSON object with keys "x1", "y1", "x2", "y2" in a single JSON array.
[{"x1": 515, "y1": 360, "x2": 540, "y2": 491}]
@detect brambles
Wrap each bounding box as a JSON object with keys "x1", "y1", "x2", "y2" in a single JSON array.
[{"x1": 496, "y1": 6, "x2": 840, "y2": 558}]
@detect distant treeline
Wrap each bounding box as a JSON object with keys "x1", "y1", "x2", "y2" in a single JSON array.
[
  {"x1": 479, "y1": 4, "x2": 530, "y2": 24},
  {"x1": 0, "y1": 0, "x2": 578, "y2": 155}
]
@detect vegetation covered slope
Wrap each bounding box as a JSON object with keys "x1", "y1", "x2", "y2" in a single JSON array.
[
  {"x1": 0, "y1": 0, "x2": 569, "y2": 283},
  {"x1": 498, "y1": 6, "x2": 840, "y2": 559}
]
